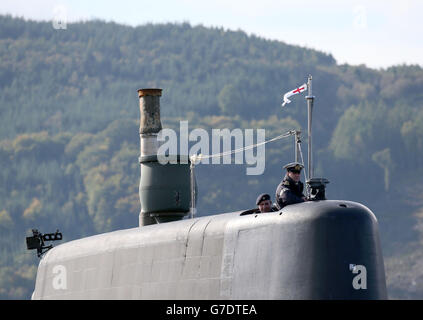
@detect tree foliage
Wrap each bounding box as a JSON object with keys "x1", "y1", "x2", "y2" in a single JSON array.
[{"x1": 1, "y1": 15, "x2": 423, "y2": 299}]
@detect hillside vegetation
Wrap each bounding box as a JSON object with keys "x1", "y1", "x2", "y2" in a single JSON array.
[{"x1": 1, "y1": 15, "x2": 423, "y2": 299}]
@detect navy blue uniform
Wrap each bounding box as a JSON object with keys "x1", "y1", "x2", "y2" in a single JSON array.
[{"x1": 275, "y1": 174, "x2": 305, "y2": 209}]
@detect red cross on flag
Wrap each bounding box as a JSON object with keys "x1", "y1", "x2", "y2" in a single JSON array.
[{"x1": 282, "y1": 83, "x2": 307, "y2": 107}]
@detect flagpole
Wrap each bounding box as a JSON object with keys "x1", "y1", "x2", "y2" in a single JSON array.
[{"x1": 306, "y1": 75, "x2": 314, "y2": 183}]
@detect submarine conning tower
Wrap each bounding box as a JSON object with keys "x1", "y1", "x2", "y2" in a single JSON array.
[
  {"x1": 30, "y1": 86, "x2": 388, "y2": 300},
  {"x1": 138, "y1": 88, "x2": 191, "y2": 226}
]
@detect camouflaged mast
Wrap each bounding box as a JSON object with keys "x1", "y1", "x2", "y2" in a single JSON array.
[{"x1": 31, "y1": 89, "x2": 387, "y2": 300}]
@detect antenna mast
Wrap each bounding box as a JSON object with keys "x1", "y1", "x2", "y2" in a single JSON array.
[{"x1": 306, "y1": 75, "x2": 314, "y2": 181}]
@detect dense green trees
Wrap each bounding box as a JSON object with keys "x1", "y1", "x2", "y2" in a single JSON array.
[{"x1": 0, "y1": 15, "x2": 423, "y2": 299}]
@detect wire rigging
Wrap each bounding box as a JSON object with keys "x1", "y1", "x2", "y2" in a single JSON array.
[{"x1": 188, "y1": 130, "x2": 297, "y2": 218}]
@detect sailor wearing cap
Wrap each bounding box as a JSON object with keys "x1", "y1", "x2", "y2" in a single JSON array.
[
  {"x1": 256, "y1": 193, "x2": 274, "y2": 213},
  {"x1": 275, "y1": 162, "x2": 306, "y2": 209}
]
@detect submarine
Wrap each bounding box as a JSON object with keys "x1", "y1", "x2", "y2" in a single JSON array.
[{"x1": 30, "y1": 82, "x2": 387, "y2": 300}]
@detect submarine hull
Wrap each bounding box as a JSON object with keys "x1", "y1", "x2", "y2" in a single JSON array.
[{"x1": 32, "y1": 200, "x2": 387, "y2": 299}]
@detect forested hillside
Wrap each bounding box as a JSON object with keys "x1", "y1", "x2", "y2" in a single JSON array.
[{"x1": 1, "y1": 15, "x2": 423, "y2": 299}]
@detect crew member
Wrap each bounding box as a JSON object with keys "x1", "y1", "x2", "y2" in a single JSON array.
[
  {"x1": 256, "y1": 193, "x2": 274, "y2": 213},
  {"x1": 275, "y1": 162, "x2": 306, "y2": 209}
]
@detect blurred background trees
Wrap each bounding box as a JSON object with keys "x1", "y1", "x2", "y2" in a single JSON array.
[{"x1": 1, "y1": 15, "x2": 423, "y2": 299}]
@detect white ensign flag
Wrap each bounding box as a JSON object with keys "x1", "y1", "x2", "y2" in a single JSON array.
[{"x1": 282, "y1": 83, "x2": 307, "y2": 107}]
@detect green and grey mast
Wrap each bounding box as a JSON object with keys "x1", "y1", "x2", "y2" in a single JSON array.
[
  {"x1": 138, "y1": 89, "x2": 191, "y2": 227},
  {"x1": 138, "y1": 89, "x2": 163, "y2": 226}
]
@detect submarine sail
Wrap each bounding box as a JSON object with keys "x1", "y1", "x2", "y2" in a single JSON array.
[{"x1": 30, "y1": 84, "x2": 387, "y2": 300}]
